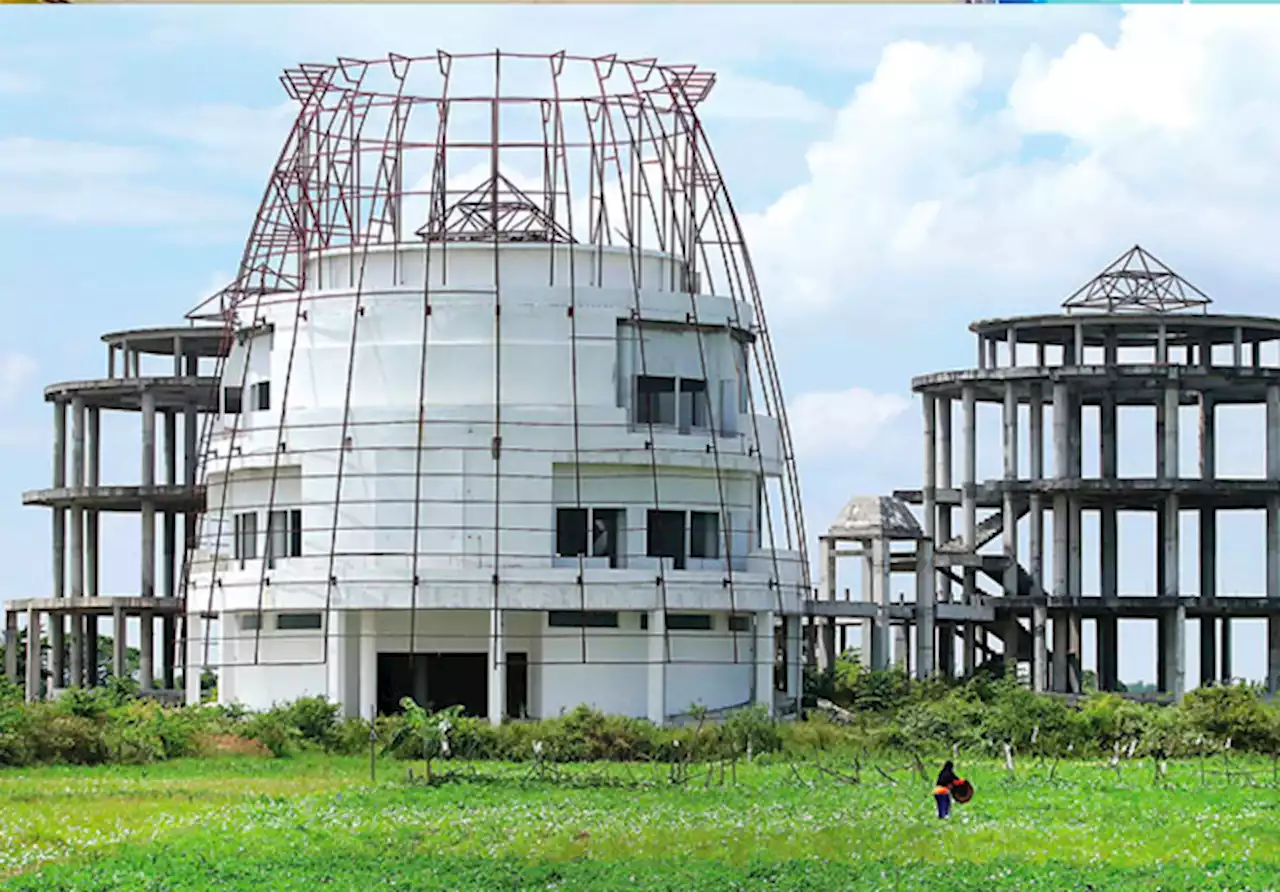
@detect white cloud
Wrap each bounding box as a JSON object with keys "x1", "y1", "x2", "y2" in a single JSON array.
[
  {"x1": 744, "y1": 9, "x2": 1280, "y2": 322},
  {"x1": 787, "y1": 386, "x2": 911, "y2": 460},
  {"x1": 0, "y1": 353, "x2": 37, "y2": 405}
]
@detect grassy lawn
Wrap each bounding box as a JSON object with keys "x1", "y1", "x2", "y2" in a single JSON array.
[{"x1": 3, "y1": 755, "x2": 1280, "y2": 889}]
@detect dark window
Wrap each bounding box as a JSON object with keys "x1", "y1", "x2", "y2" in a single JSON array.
[
  {"x1": 277, "y1": 613, "x2": 322, "y2": 631},
  {"x1": 679, "y1": 378, "x2": 709, "y2": 430},
  {"x1": 636, "y1": 375, "x2": 676, "y2": 426},
  {"x1": 690, "y1": 511, "x2": 719, "y2": 559},
  {"x1": 646, "y1": 509, "x2": 686, "y2": 570},
  {"x1": 639, "y1": 612, "x2": 649, "y2": 631},
  {"x1": 233, "y1": 511, "x2": 257, "y2": 567},
  {"x1": 591, "y1": 508, "x2": 623, "y2": 568},
  {"x1": 729, "y1": 615, "x2": 751, "y2": 633},
  {"x1": 266, "y1": 509, "x2": 303, "y2": 569},
  {"x1": 667, "y1": 613, "x2": 713, "y2": 631},
  {"x1": 254, "y1": 380, "x2": 271, "y2": 411},
  {"x1": 548, "y1": 610, "x2": 618, "y2": 629},
  {"x1": 239, "y1": 613, "x2": 261, "y2": 631},
  {"x1": 223, "y1": 386, "x2": 243, "y2": 415},
  {"x1": 555, "y1": 508, "x2": 588, "y2": 558}
]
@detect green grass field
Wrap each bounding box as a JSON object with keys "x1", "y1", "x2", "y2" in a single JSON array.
[{"x1": 3, "y1": 755, "x2": 1280, "y2": 890}]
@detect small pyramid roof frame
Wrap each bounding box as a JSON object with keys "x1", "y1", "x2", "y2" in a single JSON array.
[
  {"x1": 1062, "y1": 245, "x2": 1211, "y2": 315},
  {"x1": 416, "y1": 173, "x2": 577, "y2": 245}
]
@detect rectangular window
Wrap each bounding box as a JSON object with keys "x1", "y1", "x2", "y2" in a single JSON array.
[
  {"x1": 636, "y1": 375, "x2": 677, "y2": 426},
  {"x1": 738, "y1": 345, "x2": 750, "y2": 414},
  {"x1": 253, "y1": 380, "x2": 271, "y2": 412},
  {"x1": 729, "y1": 615, "x2": 752, "y2": 634},
  {"x1": 590, "y1": 508, "x2": 623, "y2": 568},
  {"x1": 239, "y1": 613, "x2": 261, "y2": 631},
  {"x1": 548, "y1": 610, "x2": 618, "y2": 629},
  {"x1": 679, "y1": 378, "x2": 709, "y2": 431},
  {"x1": 646, "y1": 509, "x2": 686, "y2": 570},
  {"x1": 233, "y1": 511, "x2": 257, "y2": 567},
  {"x1": 266, "y1": 509, "x2": 303, "y2": 569},
  {"x1": 277, "y1": 613, "x2": 322, "y2": 631},
  {"x1": 223, "y1": 386, "x2": 243, "y2": 416},
  {"x1": 667, "y1": 613, "x2": 713, "y2": 631},
  {"x1": 690, "y1": 511, "x2": 720, "y2": 559},
  {"x1": 555, "y1": 507, "x2": 588, "y2": 558}
]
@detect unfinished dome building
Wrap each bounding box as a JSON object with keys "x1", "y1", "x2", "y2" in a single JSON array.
[
  {"x1": 178, "y1": 51, "x2": 809, "y2": 723},
  {"x1": 810, "y1": 247, "x2": 1280, "y2": 700}
]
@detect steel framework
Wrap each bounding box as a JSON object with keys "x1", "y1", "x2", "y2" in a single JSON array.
[{"x1": 175, "y1": 51, "x2": 809, "y2": 720}]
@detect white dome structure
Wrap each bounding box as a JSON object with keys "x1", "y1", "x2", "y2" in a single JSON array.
[{"x1": 183, "y1": 51, "x2": 808, "y2": 724}]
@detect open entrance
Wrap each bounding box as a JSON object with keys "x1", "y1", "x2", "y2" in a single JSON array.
[{"x1": 376, "y1": 652, "x2": 528, "y2": 719}]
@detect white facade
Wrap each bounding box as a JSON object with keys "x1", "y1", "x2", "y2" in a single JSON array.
[{"x1": 186, "y1": 242, "x2": 804, "y2": 723}]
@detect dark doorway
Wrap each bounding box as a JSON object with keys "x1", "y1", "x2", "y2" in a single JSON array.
[{"x1": 376, "y1": 651, "x2": 528, "y2": 720}]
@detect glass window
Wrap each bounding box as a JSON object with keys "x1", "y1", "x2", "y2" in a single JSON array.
[
  {"x1": 636, "y1": 376, "x2": 676, "y2": 426},
  {"x1": 690, "y1": 511, "x2": 719, "y2": 559}
]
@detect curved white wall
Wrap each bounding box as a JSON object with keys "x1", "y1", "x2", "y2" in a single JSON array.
[{"x1": 189, "y1": 242, "x2": 802, "y2": 716}]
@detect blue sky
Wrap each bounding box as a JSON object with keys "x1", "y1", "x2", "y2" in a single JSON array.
[{"x1": 5, "y1": 4, "x2": 1280, "y2": 685}]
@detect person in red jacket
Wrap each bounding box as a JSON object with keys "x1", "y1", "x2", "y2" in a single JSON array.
[{"x1": 934, "y1": 760, "x2": 959, "y2": 819}]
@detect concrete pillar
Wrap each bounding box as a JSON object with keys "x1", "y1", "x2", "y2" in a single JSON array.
[
  {"x1": 69, "y1": 613, "x2": 83, "y2": 689},
  {"x1": 1029, "y1": 384, "x2": 1045, "y2": 589},
  {"x1": 25, "y1": 608, "x2": 39, "y2": 702},
  {"x1": 4, "y1": 610, "x2": 17, "y2": 683},
  {"x1": 51, "y1": 402, "x2": 67, "y2": 688},
  {"x1": 754, "y1": 610, "x2": 775, "y2": 713},
  {"x1": 326, "y1": 609, "x2": 348, "y2": 713},
  {"x1": 1267, "y1": 386, "x2": 1280, "y2": 693},
  {"x1": 85, "y1": 616, "x2": 98, "y2": 688},
  {"x1": 488, "y1": 608, "x2": 507, "y2": 726},
  {"x1": 1200, "y1": 394, "x2": 1217, "y2": 686},
  {"x1": 141, "y1": 390, "x2": 157, "y2": 599},
  {"x1": 915, "y1": 541, "x2": 935, "y2": 680},
  {"x1": 920, "y1": 394, "x2": 937, "y2": 679},
  {"x1": 893, "y1": 622, "x2": 909, "y2": 673},
  {"x1": 869, "y1": 538, "x2": 891, "y2": 670},
  {"x1": 1001, "y1": 382, "x2": 1019, "y2": 598},
  {"x1": 1099, "y1": 390, "x2": 1118, "y2": 691},
  {"x1": 1162, "y1": 604, "x2": 1187, "y2": 701},
  {"x1": 87, "y1": 407, "x2": 100, "y2": 599},
  {"x1": 162, "y1": 616, "x2": 176, "y2": 690},
  {"x1": 164, "y1": 410, "x2": 178, "y2": 605},
  {"x1": 1032, "y1": 606, "x2": 1047, "y2": 692},
  {"x1": 784, "y1": 616, "x2": 802, "y2": 706},
  {"x1": 936, "y1": 397, "x2": 954, "y2": 677},
  {"x1": 70, "y1": 398, "x2": 85, "y2": 604},
  {"x1": 961, "y1": 384, "x2": 977, "y2": 674},
  {"x1": 139, "y1": 615, "x2": 154, "y2": 692},
  {"x1": 112, "y1": 603, "x2": 126, "y2": 681},
  {"x1": 1220, "y1": 618, "x2": 1232, "y2": 683},
  {"x1": 185, "y1": 613, "x2": 203, "y2": 705},
  {"x1": 817, "y1": 537, "x2": 836, "y2": 671},
  {"x1": 360, "y1": 610, "x2": 378, "y2": 719}
]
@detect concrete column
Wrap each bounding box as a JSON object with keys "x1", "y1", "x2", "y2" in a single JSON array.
[
  {"x1": 112, "y1": 604, "x2": 126, "y2": 681},
  {"x1": 139, "y1": 615, "x2": 154, "y2": 692},
  {"x1": 1220, "y1": 618, "x2": 1233, "y2": 683},
  {"x1": 141, "y1": 390, "x2": 157, "y2": 600},
  {"x1": 1099, "y1": 390, "x2": 1118, "y2": 691},
  {"x1": 784, "y1": 616, "x2": 802, "y2": 706},
  {"x1": 4, "y1": 610, "x2": 17, "y2": 683},
  {"x1": 1001, "y1": 382, "x2": 1019, "y2": 598},
  {"x1": 1032, "y1": 606, "x2": 1048, "y2": 692},
  {"x1": 87, "y1": 407, "x2": 100, "y2": 599},
  {"x1": 1200, "y1": 394, "x2": 1217, "y2": 686},
  {"x1": 754, "y1": 610, "x2": 775, "y2": 713},
  {"x1": 25, "y1": 608, "x2": 39, "y2": 702},
  {"x1": 869, "y1": 538, "x2": 891, "y2": 670},
  {"x1": 1162, "y1": 603, "x2": 1187, "y2": 701},
  {"x1": 70, "y1": 398, "x2": 85, "y2": 602},
  {"x1": 326, "y1": 610, "x2": 348, "y2": 713},
  {"x1": 936, "y1": 397, "x2": 954, "y2": 677},
  {"x1": 488, "y1": 608, "x2": 507, "y2": 726},
  {"x1": 185, "y1": 613, "x2": 203, "y2": 706},
  {"x1": 163, "y1": 410, "x2": 178, "y2": 606},
  {"x1": 915, "y1": 542, "x2": 935, "y2": 680},
  {"x1": 1029, "y1": 385, "x2": 1045, "y2": 593},
  {"x1": 69, "y1": 613, "x2": 82, "y2": 689},
  {"x1": 817, "y1": 537, "x2": 836, "y2": 671},
  {"x1": 1267, "y1": 386, "x2": 1280, "y2": 693},
  {"x1": 961, "y1": 385, "x2": 977, "y2": 674},
  {"x1": 360, "y1": 610, "x2": 378, "y2": 719},
  {"x1": 85, "y1": 617, "x2": 98, "y2": 687},
  {"x1": 51, "y1": 402, "x2": 66, "y2": 688},
  {"x1": 162, "y1": 616, "x2": 176, "y2": 690}
]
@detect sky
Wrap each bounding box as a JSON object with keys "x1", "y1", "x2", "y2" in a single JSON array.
[{"x1": 3, "y1": 4, "x2": 1280, "y2": 686}]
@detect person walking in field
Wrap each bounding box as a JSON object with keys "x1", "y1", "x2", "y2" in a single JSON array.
[{"x1": 934, "y1": 760, "x2": 959, "y2": 819}]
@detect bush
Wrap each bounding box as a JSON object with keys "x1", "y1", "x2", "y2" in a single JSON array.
[{"x1": 243, "y1": 710, "x2": 302, "y2": 758}]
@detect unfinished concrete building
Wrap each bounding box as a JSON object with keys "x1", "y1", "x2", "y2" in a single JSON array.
[
  {"x1": 4, "y1": 329, "x2": 224, "y2": 701},
  {"x1": 814, "y1": 246, "x2": 1280, "y2": 699}
]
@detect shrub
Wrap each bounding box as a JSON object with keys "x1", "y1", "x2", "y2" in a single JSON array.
[
  {"x1": 242, "y1": 710, "x2": 302, "y2": 758},
  {"x1": 283, "y1": 696, "x2": 343, "y2": 751}
]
